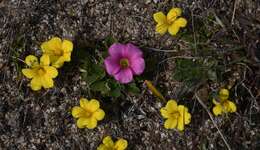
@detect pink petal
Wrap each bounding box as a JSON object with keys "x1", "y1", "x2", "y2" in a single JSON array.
[
  {"x1": 104, "y1": 56, "x2": 120, "y2": 75},
  {"x1": 123, "y1": 43, "x2": 143, "y2": 59},
  {"x1": 108, "y1": 43, "x2": 125, "y2": 58},
  {"x1": 130, "y1": 57, "x2": 145, "y2": 75},
  {"x1": 114, "y1": 68, "x2": 133, "y2": 84}
]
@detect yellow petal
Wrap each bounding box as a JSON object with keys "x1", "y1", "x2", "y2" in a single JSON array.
[
  {"x1": 62, "y1": 40, "x2": 73, "y2": 53},
  {"x1": 160, "y1": 107, "x2": 170, "y2": 118},
  {"x1": 219, "y1": 88, "x2": 229, "y2": 100},
  {"x1": 72, "y1": 106, "x2": 85, "y2": 118},
  {"x1": 167, "y1": 8, "x2": 182, "y2": 23},
  {"x1": 213, "y1": 104, "x2": 223, "y2": 116},
  {"x1": 97, "y1": 144, "x2": 107, "y2": 150},
  {"x1": 103, "y1": 136, "x2": 114, "y2": 147},
  {"x1": 178, "y1": 105, "x2": 191, "y2": 126},
  {"x1": 93, "y1": 109, "x2": 105, "y2": 121},
  {"x1": 114, "y1": 139, "x2": 128, "y2": 150},
  {"x1": 156, "y1": 23, "x2": 168, "y2": 35},
  {"x1": 30, "y1": 77, "x2": 42, "y2": 91},
  {"x1": 22, "y1": 69, "x2": 36, "y2": 78},
  {"x1": 174, "y1": 17, "x2": 187, "y2": 27},
  {"x1": 76, "y1": 117, "x2": 88, "y2": 128},
  {"x1": 227, "y1": 100, "x2": 237, "y2": 113},
  {"x1": 25, "y1": 55, "x2": 39, "y2": 67},
  {"x1": 166, "y1": 100, "x2": 178, "y2": 113},
  {"x1": 41, "y1": 76, "x2": 54, "y2": 89},
  {"x1": 52, "y1": 57, "x2": 65, "y2": 68},
  {"x1": 80, "y1": 98, "x2": 89, "y2": 108},
  {"x1": 44, "y1": 66, "x2": 58, "y2": 78},
  {"x1": 47, "y1": 37, "x2": 62, "y2": 50},
  {"x1": 40, "y1": 54, "x2": 50, "y2": 66},
  {"x1": 164, "y1": 118, "x2": 177, "y2": 129},
  {"x1": 85, "y1": 99, "x2": 100, "y2": 113},
  {"x1": 212, "y1": 98, "x2": 219, "y2": 105},
  {"x1": 85, "y1": 117, "x2": 97, "y2": 129},
  {"x1": 153, "y1": 12, "x2": 167, "y2": 23},
  {"x1": 41, "y1": 41, "x2": 53, "y2": 54},
  {"x1": 63, "y1": 53, "x2": 71, "y2": 61},
  {"x1": 177, "y1": 115, "x2": 184, "y2": 131},
  {"x1": 168, "y1": 23, "x2": 180, "y2": 36}
]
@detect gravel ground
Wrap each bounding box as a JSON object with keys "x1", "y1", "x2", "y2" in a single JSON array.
[{"x1": 0, "y1": 0, "x2": 259, "y2": 149}]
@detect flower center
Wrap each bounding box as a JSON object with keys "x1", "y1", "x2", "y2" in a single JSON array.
[
  {"x1": 54, "y1": 49, "x2": 63, "y2": 56},
  {"x1": 37, "y1": 68, "x2": 46, "y2": 76},
  {"x1": 119, "y1": 58, "x2": 129, "y2": 69},
  {"x1": 83, "y1": 109, "x2": 92, "y2": 118},
  {"x1": 169, "y1": 111, "x2": 180, "y2": 119}
]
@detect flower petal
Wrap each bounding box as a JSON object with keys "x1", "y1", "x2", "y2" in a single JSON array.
[
  {"x1": 124, "y1": 43, "x2": 143, "y2": 58},
  {"x1": 213, "y1": 104, "x2": 223, "y2": 116},
  {"x1": 168, "y1": 23, "x2": 180, "y2": 36},
  {"x1": 219, "y1": 89, "x2": 229, "y2": 100},
  {"x1": 85, "y1": 117, "x2": 97, "y2": 129},
  {"x1": 156, "y1": 23, "x2": 168, "y2": 35},
  {"x1": 62, "y1": 40, "x2": 73, "y2": 53},
  {"x1": 63, "y1": 53, "x2": 71, "y2": 61},
  {"x1": 85, "y1": 99, "x2": 100, "y2": 113},
  {"x1": 104, "y1": 56, "x2": 121, "y2": 75},
  {"x1": 227, "y1": 100, "x2": 237, "y2": 113},
  {"x1": 80, "y1": 98, "x2": 89, "y2": 108},
  {"x1": 167, "y1": 8, "x2": 182, "y2": 23},
  {"x1": 114, "y1": 68, "x2": 133, "y2": 84},
  {"x1": 22, "y1": 69, "x2": 36, "y2": 78},
  {"x1": 103, "y1": 136, "x2": 114, "y2": 147},
  {"x1": 166, "y1": 100, "x2": 178, "y2": 113},
  {"x1": 160, "y1": 107, "x2": 170, "y2": 118},
  {"x1": 177, "y1": 115, "x2": 185, "y2": 131},
  {"x1": 184, "y1": 107, "x2": 191, "y2": 124},
  {"x1": 47, "y1": 37, "x2": 62, "y2": 50},
  {"x1": 41, "y1": 75, "x2": 54, "y2": 89},
  {"x1": 44, "y1": 66, "x2": 58, "y2": 78},
  {"x1": 25, "y1": 55, "x2": 39, "y2": 67},
  {"x1": 40, "y1": 54, "x2": 50, "y2": 66},
  {"x1": 93, "y1": 109, "x2": 105, "y2": 121},
  {"x1": 164, "y1": 118, "x2": 177, "y2": 129},
  {"x1": 76, "y1": 117, "x2": 88, "y2": 128},
  {"x1": 174, "y1": 17, "x2": 187, "y2": 27},
  {"x1": 97, "y1": 144, "x2": 107, "y2": 150},
  {"x1": 129, "y1": 57, "x2": 145, "y2": 75},
  {"x1": 72, "y1": 106, "x2": 85, "y2": 118},
  {"x1": 108, "y1": 43, "x2": 124, "y2": 58},
  {"x1": 52, "y1": 57, "x2": 65, "y2": 68},
  {"x1": 153, "y1": 12, "x2": 167, "y2": 23},
  {"x1": 114, "y1": 139, "x2": 128, "y2": 150},
  {"x1": 30, "y1": 77, "x2": 42, "y2": 91}
]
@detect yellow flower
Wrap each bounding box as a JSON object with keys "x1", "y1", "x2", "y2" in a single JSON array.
[
  {"x1": 41, "y1": 37, "x2": 73, "y2": 68},
  {"x1": 72, "y1": 98, "x2": 105, "y2": 129},
  {"x1": 160, "y1": 100, "x2": 191, "y2": 131},
  {"x1": 97, "y1": 136, "x2": 128, "y2": 150},
  {"x1": 212, "y1": 88, "x2": 237, "y2": 116},
  {"x1": 153, "y1": 8, "x2": 187, "y2": 36},
  {"x1": 22, "y1": 55, "x2": 58, "y2": 91}
]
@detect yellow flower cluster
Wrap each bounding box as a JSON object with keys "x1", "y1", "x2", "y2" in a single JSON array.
[
  {"x1": 153, "y1": 8, "x2": 187, "y2": 36},
  {"x1": 212, "y1": 89, "x2": 237, "y2": 116},
  {"x1": 22, "y1": 37, "x2": 73, "y2": 91}
]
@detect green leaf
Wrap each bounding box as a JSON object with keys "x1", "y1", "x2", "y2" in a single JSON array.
[
  {"x1": 127, "y1": 83, "x2": 140, "y2": 94},
  {"x1": 90, "y1": 81, "x2": 110, "y2": 94},
  {"x1": 110, "y1": 87, "x2": 121, "y2": 97}
]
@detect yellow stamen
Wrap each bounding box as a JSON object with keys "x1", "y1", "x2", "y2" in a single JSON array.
[{"x1": 120, "y1": 58, "x2": 129, "y2": 69}]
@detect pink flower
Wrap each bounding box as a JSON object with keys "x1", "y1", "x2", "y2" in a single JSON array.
[{"x1": 104, "y1": 43, "x2": 145, "y2": 84}]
